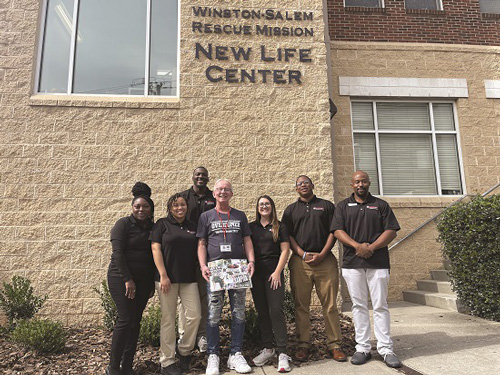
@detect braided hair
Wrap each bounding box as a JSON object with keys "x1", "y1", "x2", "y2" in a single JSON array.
[{"x1": 131, "y1": 182, "x2": 155, "y2": 220}]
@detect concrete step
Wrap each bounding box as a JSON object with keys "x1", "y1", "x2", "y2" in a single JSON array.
[
  {"x1": 431, "y1": 269, "x2": 450, "y2": 281},
  {"x1": 416, "y1": 279, "x2": 454, "y2": 294},
  {"x1": 402, "y1": 290, "x2": 459, "y2": 312}
]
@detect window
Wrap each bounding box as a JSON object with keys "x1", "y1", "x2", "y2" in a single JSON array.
[
  {"x1": 405, "y1": 0, "x2": 442, "y2": 10},
  {"x1": 36, "y1": 0, "x2": 179, "y2": 97},
  {"x1": 480, "y1": 0, "x2": 500, "y2": 14},
  {"x1": 352, "y1": 101, "x2": 464, "y2": 196},
  {"x1": 344, "y1": 0, "x2": 383, "y2": 7}
]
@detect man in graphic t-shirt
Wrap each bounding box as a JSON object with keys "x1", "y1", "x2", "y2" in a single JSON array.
[{"x1": 197, "y1": 179, "x2": 255, "y2": 375}]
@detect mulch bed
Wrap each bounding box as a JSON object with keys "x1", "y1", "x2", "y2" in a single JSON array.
[{"x1": 0, "y1": 310, "x2": 355, "y2": 374}]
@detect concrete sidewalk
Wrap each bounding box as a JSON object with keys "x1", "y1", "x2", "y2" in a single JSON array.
[{"x1": 231, "y1": 301, "x2": 500, "y2": 375}]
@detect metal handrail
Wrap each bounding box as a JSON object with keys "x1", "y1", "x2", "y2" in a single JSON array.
[{"x1": 389, "y1": 181, "x2": 500, "y2": 250}]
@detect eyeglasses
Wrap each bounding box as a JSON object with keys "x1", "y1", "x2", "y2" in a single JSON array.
[
  {"x1": 258, "y1": 202, "x2": 271, "y2": 207},
  {"x1": 296, "y1": 181, "x2": 311, "y2": 187},
  {"x1": 215, "y1": 188, "x2": 232, "y2": 192}
]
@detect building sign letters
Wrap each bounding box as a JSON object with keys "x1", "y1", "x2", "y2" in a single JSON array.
[{"x1": 192, "y1": 6, "x2": 315, "y2": 84}]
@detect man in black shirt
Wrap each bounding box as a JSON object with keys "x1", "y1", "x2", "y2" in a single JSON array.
[
  {"x1": 178, "y1": 167, "x2": 216, "y2": 352},
  {"x1": 331, "y1": 171, "x2": 401, "y2": 368},
  {"x1": 282, "y1": 175, "x2": 346, "y2": 363}
]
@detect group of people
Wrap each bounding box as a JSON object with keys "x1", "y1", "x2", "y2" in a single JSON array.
[{"x1": 105, "y1": 167, "x2": 402, "y2": 375}]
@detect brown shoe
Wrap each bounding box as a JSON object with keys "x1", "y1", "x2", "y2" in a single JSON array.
[
  {"x1": 294, "y1": 347, "x2": 309, "y2": 362},
  {"x1": 330, "y1": 348, "x2": 347, "y2": 362}
]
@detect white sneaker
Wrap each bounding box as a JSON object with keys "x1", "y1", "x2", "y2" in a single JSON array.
[
  {"x1": 198, "y1": 335, "x2": 208, "y2": 353},
  {"x1": 227, "y1": 352, "x2": 252, "y2": 374},
  {"x1": 253, "y1": 348, "x2": 275, "y2": 366},
  {"x1": 206, "y1": 354, "x2": 220, "y2": 375},
  {"x1": 277, "y1": 353, "x2": 291, "y2": 372}
]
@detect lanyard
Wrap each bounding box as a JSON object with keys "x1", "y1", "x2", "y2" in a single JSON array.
[{"x1": 216, "y1": 208, "x2": 231, "y2": 242}]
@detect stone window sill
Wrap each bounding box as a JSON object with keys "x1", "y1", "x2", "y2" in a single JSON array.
[
  {"x1": 29, "y1": 94, "x2": 180, "y2": 109},
  {"x1": 383, "y1": 196, "x2": 462, "y2": 208}
]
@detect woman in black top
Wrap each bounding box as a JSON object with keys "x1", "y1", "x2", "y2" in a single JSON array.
[
  {"x1": 107, "y1": 182, "x2": 155, "y2": 375},
  {"x1": 151, "y1": 193, "x2": 201, "y2": 375},
  {"x1": 250, "y1": 195, "x2": 292, "y2": 372}
]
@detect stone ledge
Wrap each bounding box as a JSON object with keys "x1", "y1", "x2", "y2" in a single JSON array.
[
  {"x1": 481, "y1": 12, "x2": 500, "y2": 19},
  {"x1": 345, "y1": 6, "x2": 387, "y2": 14},
  {"x1": 29, "y1": 95, "x2": 181, "y2": 109},
  {"x1": 406, "y1": 9, "x2": 445, "y2": 16}
]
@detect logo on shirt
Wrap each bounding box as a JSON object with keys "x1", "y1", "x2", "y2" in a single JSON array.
[
  {"x1": 367, "y1": 206, "x2": 378, "y2": 210},
  {"x1": 206, "y1": 201, "x2": 215, "y2": 205},
  {"x1": 186, "y1": 230, "x2": 196, "y2": 234},
  {"x1": 348, "y1": 203, "x2": 357, "y2": 206},
  {"x1": 312, "y1": 207, "x2": 324, "y2": 211}
]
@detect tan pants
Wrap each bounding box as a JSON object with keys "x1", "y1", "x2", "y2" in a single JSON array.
[
  {"x1": 178, "y1": 267, "x2": 207, "y2": 338},
  {"x1": 156, "y1": 282, "x2": 201, "y2": 368},
  {"x1": 289, "y1": 252, "x2": 342, "y2": 350}
]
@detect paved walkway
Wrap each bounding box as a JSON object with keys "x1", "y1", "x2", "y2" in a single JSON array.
[{"x1": 227, "y1": 301, "x2": 500, "y2": 375}]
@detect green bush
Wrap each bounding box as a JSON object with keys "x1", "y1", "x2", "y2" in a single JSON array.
[
  {"x1": 437, "y1": 194, "x2": 500, "y2": 321},
  {"x1": 11, "y1": 318, "x2": 66, "y2": 353},
  {"x1": 283, "y1": 268, "x2": 295, "y2": 323},
  {"x1": 93, "y1": 280, "x2": 118, "y2": 331},
  {"x1": 0, "y1": 275, "x2": 48, "y2": 329},
  {"x1": 139, "y1": 303, "x2": 161, "y2": 347},
  {"x1": 244, "y1": 301, "x2": 260, "y2": 343}
]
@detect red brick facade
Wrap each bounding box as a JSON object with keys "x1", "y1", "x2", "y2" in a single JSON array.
[{"x1": 327, "y1": 0, "x2": 499, "y2": 45}]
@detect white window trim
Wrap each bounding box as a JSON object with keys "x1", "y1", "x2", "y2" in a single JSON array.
[
  {"x1": 34, "y1": 0, "x2": 180, "y2": 98},
  {"x1": 350, "y1": 99, "x2": 467, "y2": 198},
  {"x1": 344, "y1": 0, "x2": 385, "y2": 8},
  {"x1": 404, "y1": 0, "x2": 443, "y2": 11}
]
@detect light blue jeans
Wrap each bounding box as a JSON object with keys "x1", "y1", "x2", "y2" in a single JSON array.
[{"x1": 206, "y1": 286, "x2": 246, "y2": 355}]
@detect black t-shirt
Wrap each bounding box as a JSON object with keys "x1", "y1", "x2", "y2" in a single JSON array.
[
  {"x1": 197, "y1": 208, "x2": 252, "y2": 262},
  {"x1": 282, "y1": 196, "x2": 335, "y2": 253},
  {"x1": 179, "y1": 187, "x2": 216, "y2": 225},
  {"x1": 108, "y1": 215, "x2": 155, "y2": 282},
  {"x1": 250, "y1": 221, "x2": 289, "y2": 277},
  {"x1": 331, "y1": 193, "x2": 400, "y2": 269},
  {"x1": 150, "y1": 215, "x2": 198, "y2": 283}
]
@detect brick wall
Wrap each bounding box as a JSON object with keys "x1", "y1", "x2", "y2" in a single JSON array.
[
  {"x1": 327, "y1": 0, "x2": 500, "y2": 45},
  {"x1": 331, "y1": 40, "x2": 500, "y2": 299},
  {"x1": 0, "y1": 0, "x2": 334, "y2": 325}
]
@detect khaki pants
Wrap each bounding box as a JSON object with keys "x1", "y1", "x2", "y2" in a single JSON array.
[
  {"x1": 156, "y1": 282, "x2": 201, "y2": 368},
  {"x1": 289, "y1": 253, "x2": 342, "y2": 350}
]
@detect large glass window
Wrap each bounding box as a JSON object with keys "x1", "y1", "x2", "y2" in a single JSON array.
[
  {"x1": 352, "y1": 101, "x2": 464, "y2": 196},
  {"x1": 37, "y1": 0, "x2": 179, "y2": 96},
  {"x1": 345, "y1": 0, "x2": 383, "y2": 7},
  {"x1": 405, "y1": 0, "x2": 442, "y2": 10},
  {"x1": 479, "y1": 0, "x2": 500, "y2": 14}
]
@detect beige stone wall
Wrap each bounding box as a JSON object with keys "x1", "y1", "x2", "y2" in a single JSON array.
[
  {"x1": 0, "y1": 0, "x2": 334, "y2": 325},
  {"x1": 331, "y1": 41, "x2": 500, "y2": 300}
]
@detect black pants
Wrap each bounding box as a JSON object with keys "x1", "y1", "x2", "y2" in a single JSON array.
[
  {"x1": 250, "y1": 271, "x2": 288, "y2": 354},
  {"x1": 108, "y1": 274, "x2": 152, "y2": 371}
]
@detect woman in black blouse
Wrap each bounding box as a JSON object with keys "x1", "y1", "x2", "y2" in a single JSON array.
[
  {"x1": 250, "y1": 195, "x2": 292, "y2": 372},
  {"x1": 107, "y1": 182, "x2": 155, "y2": 375},
  {"x1": 151, "y1": 193, "x2": 201, "y2": 375}
]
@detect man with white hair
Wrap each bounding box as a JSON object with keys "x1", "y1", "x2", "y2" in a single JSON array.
[{"x1": 197, "y1": 179, "x2": 255, "y2": 375}]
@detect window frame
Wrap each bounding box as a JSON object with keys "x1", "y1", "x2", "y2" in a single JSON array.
[
  {"x1": 344, "y1": 0, "x2": 385, "y2": 8},
  {"x1": 404, "y1": 0, "x2": 443, "y2": 11},
  {"x1": 34, "y1": 0, "x2": 181, "y2": 98},
  {"x1": 350, "y1": 100, "x2": 466, "y2": 197}
]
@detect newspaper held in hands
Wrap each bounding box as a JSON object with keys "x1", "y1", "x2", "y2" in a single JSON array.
[{"x1": 208, "y1": 259, "x2": 253, "y2": 291}]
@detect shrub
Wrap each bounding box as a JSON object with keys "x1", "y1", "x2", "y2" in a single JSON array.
[
  {"x1": 139, "y1": 303, "x2": 161, "y2": 347},
  {"x1": 244, "y1": 301, "x2": 260, "y2": 343},
  {"x1": 11, "y1": 318, "x2": 66, "y2": 353},
  {"x1": 437, "y1": 194, "x2": 500, "y2": 321},
  {"x1": 0, "y1": 276, "x2": 48, "y2": 329},
  {"x1": 283, "y1": 268, "x2": 295, "y2": 323},
  {"x1": 93, "y1": 280, "x2": 118, "y2": 331}
]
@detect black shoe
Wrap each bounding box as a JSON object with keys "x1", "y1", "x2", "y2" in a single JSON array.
[
  {"x1": 176, "y1": 345, "x2": 192, "y2": 372},
  {"x1": 105, "y1": 365, "x2": 121, "y2": 375},
  {"x1": 121, "y1": 369, "x2": 137, "y2": 375},
  {"x1": 384, "y1": 352, "x2": 402, "y2": 368},
  {"x1": 161, "y1": 363, "x2": 182, "y2": 375},
  {"x1": 350, "y1": 351, "x2": 372, "y2": 365}
]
